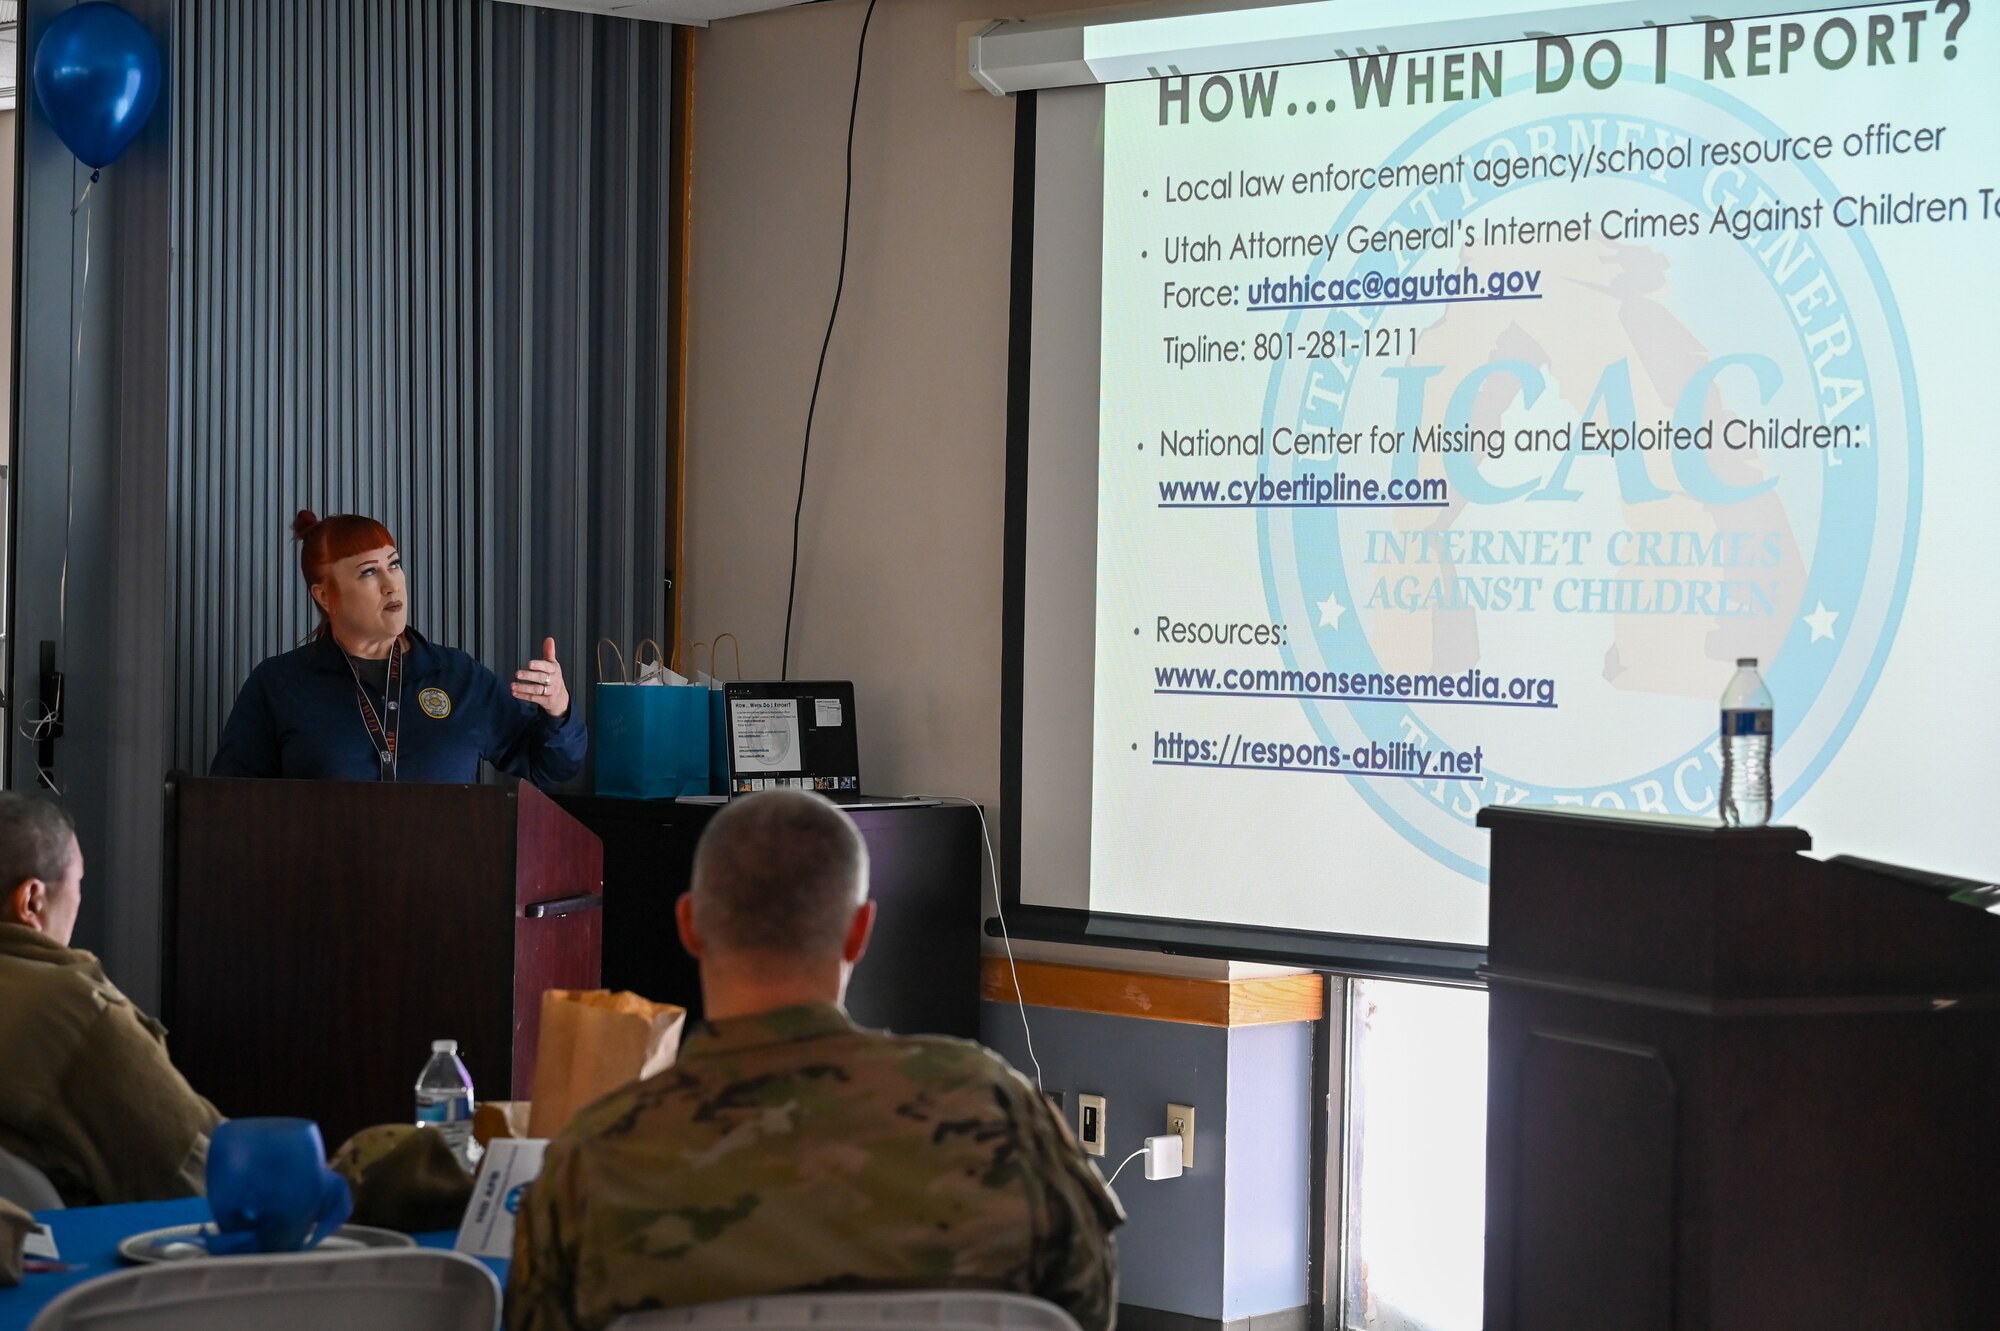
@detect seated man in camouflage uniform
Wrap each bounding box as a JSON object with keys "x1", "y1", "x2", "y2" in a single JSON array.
[
  {"x1": 0, "y1": 794, "x2": 223, "y2": 1205},
  {"x1": 507, "y1": 790, "x2": 1123, "y2": 1331}
]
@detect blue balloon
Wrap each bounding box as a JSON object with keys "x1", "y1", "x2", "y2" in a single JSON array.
[{"x1": 33, "y1": 3, "x2": 163, "y2": 170}]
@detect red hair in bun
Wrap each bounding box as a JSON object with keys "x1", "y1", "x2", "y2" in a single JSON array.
[{"x1": 293, "y1": 510, "x2": 397, "y2": 633}]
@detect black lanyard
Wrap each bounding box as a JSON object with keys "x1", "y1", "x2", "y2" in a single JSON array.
[{"x1": 345, "y1": 638, "x2": 405, "y2": 782}]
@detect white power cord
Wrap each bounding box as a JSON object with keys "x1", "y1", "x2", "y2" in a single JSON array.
[
  {"x1": 921, "y1": 796, "x2": 1189, "y2": 1191},
  {"x1": 913, "y1": 797, "x2": 1188, "y2": 1187},
  {"x1": 1104, "y1": 1146, "x2": 1148, "y2": 1186},
  {"x1": 931, "y1": 796, "x2": 1043, "y2": 1093}
]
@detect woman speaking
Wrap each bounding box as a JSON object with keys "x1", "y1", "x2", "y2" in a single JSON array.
[{"x1": 211, "y1": 511, "x2": 586, "y2": 787}]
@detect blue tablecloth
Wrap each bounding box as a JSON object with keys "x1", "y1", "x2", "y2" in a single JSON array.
[{"x1": 0, "y1": 1197, "x2": 507, "y2": 1331}]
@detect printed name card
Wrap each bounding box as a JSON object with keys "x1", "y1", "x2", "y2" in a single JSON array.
[{"x1": 454, "y1": 1138, "x2": 550, "y2": 1259}]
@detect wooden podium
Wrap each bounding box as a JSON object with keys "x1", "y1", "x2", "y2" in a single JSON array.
[
  {"x1": 1477, "y1": 807, "x2": 2000, "y2": 1330},
  {"x1": 165, "y1": 775, "x2": 603, "y2": 1146}
]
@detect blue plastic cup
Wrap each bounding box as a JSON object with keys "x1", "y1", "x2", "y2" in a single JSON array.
[{"x1": 204, "y1": 1118, "x2": 353, "y2": 1254}]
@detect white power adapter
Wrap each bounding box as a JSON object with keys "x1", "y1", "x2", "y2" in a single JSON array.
[{"x1": 1143, "y1": 1132, "x2": 1185, "y2": 1180}]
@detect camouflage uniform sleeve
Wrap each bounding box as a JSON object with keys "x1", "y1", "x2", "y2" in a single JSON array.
[
  {"x1": 63, "y1": 999, "x2": 223, "y2": 1204},
  {"x1": 1005, "y1": 1073, "x2": 1127, "y2": 1331},
  {"x1": 505, "y1": 1135, "x2": 586, "y2": 1331}
]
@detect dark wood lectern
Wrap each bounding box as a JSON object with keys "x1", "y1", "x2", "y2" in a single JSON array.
[
  {"x1": 166, "y1": 776, "x2": 603, "y2": 1147},
  {"x1": 1478, "y1": 807, "x2": 2000, "y2": 1331}
]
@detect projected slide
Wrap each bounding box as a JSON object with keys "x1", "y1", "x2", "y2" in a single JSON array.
[{"x1": 1089, "y1": 7, "x2": 1995, "y2": 942}]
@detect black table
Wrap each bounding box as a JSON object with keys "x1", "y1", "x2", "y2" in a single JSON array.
[{"x1": 554, "y1": 796, "x2": 983, "y2": 1038}]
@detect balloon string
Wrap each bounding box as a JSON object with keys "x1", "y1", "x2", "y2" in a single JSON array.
[
  {"x1": 68, "y1": 170, "x2": 100, "y2": 218},
  {"x1": 22, "y1": 170, "x2": 93, "y2": 787}
]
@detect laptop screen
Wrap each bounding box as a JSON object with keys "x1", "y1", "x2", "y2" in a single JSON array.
[{"x1": 724, "y1": 681, "x2": 862, "y2": 794}]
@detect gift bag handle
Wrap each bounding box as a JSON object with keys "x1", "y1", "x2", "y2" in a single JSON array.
[
  {"x1": 595, "y1": 638, "x2": 629, "y2": 684},
  {"x1": 635, "y1": 639, "x2": 668, "y2": 676},
  {"x1": 711, "y1": 633, "x2": 743, "y2": 681},
  {"x1": 687, "y1": 640, "x2": 711, "y2": 680}
]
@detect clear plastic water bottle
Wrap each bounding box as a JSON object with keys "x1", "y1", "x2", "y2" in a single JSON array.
[
  {"x1": 415, "y1": 1039, "x2": 476, "y2": 1167},
  {"x1": 1719, "y1": 657, "x2": 1774, "y2": 827}
]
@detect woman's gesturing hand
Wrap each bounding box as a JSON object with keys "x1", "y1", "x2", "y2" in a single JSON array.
[{"x1": 513, "y1": 637, "x2": 571, "y2": 716}]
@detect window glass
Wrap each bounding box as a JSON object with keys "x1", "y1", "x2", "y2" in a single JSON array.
[{"x1": 1342, "y1": 979, "x2": 1488, "y2": 1331}]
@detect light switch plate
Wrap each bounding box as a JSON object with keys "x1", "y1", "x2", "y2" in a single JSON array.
[
  {"x1": 1078, "y1": 1093, "x2": 1106, "y2": 1156},
  {"x1": 1167, "y1": 1103, "x2": 1195, "y2": 1169}
]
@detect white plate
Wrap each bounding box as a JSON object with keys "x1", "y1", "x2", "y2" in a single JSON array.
[{"x1": 117, "y1": 1222, "x2": 417, "y2": 1264}]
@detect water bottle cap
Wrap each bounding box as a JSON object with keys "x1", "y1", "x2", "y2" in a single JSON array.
[
  {"x1": 432, "y1": 1039, "x2": 458, "y2": 1054},
  {"x1": 1736, "y1": 657, "x2": 1757, "y2": 667}
]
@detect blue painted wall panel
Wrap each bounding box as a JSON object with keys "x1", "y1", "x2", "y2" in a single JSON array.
[
  {"x1": 1223, "y1": 1019, "x2": 1314, "y2": 1319},
  {"x1": 983, "y1": 1000, "x2": 1233, "y2": 1320}
]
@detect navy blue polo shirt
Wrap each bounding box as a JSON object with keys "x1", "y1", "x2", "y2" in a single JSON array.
[{"x1": 210, "y1": 629, "x2": 587, "y2": 788}]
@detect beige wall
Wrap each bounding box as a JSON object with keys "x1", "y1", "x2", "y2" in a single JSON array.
[
  {"x1": 685, "y1": 2, "x2": 1302, "y2": 983},
  {"x1": 683, "y1": 0, "x2": 1089, "y2": 808}
]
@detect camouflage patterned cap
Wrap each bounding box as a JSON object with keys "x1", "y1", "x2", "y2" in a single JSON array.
[{"x1": 330, "y1": 1123, "x2": 473, "y2": 1233}]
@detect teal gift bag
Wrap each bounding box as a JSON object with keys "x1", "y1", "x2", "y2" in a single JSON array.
[{"x1": 593, "y1": 640, "x2": 710, "y2": 799}]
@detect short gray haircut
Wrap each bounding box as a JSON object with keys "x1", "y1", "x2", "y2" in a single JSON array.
[
  {"x1": 0, "y1": 793, "x2": 77, "y2": 891},
  {"x1": 690, "y1": 790, "x2": 868, "y2": 957}
]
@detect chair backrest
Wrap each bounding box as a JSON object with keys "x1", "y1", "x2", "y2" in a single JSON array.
[
  {"x1": 611, "y1": 1290, "x2": 1086, "y2": 1331},
  {"x1": 26, "y1": 1248, "x2": 501, "y2": 1331},
  {"x1": 0, "y1": 1143, "x2": 63, "y2": 1212}
]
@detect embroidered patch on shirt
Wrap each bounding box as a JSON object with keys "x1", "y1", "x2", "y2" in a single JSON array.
[{"x1": 418, "y1": 688, "x2": 453, "y2": 719}]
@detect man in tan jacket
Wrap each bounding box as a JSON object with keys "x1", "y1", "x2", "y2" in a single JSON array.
[{"x1": 0, "y1": 794, "x2": 222, "y2": 1205}]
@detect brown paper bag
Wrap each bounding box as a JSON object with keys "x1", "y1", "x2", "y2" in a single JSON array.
[
  {"x1": 528, "y1": 989, "x2": 686, "y2": 1138},
  {"x1": 473, "y1": 1100, "x2": 533, "y2": 1147}
]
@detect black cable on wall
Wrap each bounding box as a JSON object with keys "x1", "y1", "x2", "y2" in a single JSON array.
[{"x1": 781, "y1": 0, "x2": 880, "y2": 680}]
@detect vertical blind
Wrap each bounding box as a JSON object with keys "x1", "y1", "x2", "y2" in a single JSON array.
[{"x1": 168, "y1": 0, "x2": 674, "y2": 772}]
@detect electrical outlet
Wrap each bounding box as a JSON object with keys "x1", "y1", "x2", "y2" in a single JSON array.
[
  {"x1": 1167, "y1": 1103, "x2": 1196, "y2": 1169},
  {"x1": 1078, "y1": 1093, "x2": 1106, "y2": 1156},
  {"x1": 1044, "y1": 1090, "x2": 1066, "y2": 1118}
]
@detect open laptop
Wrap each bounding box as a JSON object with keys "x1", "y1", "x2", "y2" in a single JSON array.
[{"x1": 686, "y1": 681, "x2": 935, "y2": 809}]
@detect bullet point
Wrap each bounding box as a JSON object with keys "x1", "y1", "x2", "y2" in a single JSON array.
[
  {"x1": 1137, "y1": 441, "x2": 1144, "y2": 450},
  {"x1": 1133, "y1": 627, "x2": 1139, "y2": 635},
  {"x1": 1140, "y1": 250, "x2": 1147, "y2": 258},
  {"x1": 1142, "y1": 189, "x2": 1149, "y2": 197},
  {"x1": 1131, "y1": 743, "x2": 1138, "y2": 751}
]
